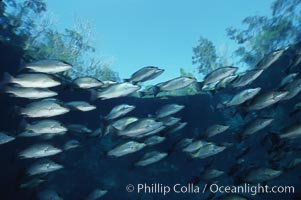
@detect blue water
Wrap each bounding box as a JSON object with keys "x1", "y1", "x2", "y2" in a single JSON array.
[{"x1": 0, "y1": 43, "x2": 301, "y2": 200}]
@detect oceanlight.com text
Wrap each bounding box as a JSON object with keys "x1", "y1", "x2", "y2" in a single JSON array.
[{"x1": 125, "y1": 183, "x2": 295, "y2": 196}]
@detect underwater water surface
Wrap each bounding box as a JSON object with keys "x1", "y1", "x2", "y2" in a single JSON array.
[
  {"x1": 0, "y1": 42, "x2": 301, "y2": 200},
  {"x1": 1, "y1": 1, "x2": 301, "y2": 200}
]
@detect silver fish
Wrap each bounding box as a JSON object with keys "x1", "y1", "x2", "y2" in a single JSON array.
[
  {"x1": 107, "y1": 141, "x2": 146, "y2": 157},
  {"x1": 111, "y1": 117, "x2": 138, "y2": 131},
  {"x1": 256, "y1": 49, "x2": 286, "y2": 69},
  {"x1": 155, "y1": 104, "x2": 185, "y2": 118},
  {"x1": 85, "y1": 189, "x2": 108, "y2": 200},
  {"x1": 289, "y1": 53, "x2": 301, "y2": 71},
  {"x1": 176, "y1": 138, "x2": 194, "y2": 149},
  {"x1": 204, "y1": 124, "x2": 229, "y2": 138},
  {"x1": 22, "y1": 119, "x2": 67, "y2": 134},
  {"x1": 91, "y1": 82, "x2": 140, "y2": 100},
  {"x1": 168, "y1": 122, "x2": 187, "y2": 133},
  {"x1": 244, "y1": 168, "x2": 282, "y2": 183},
  {"x1": 230, "y1": 69, "x2": 263, "y2": 88},
  {"x1": 155, "y1": 76, "x2": 196, "y2": 92},
  {"x1": 282, "y1": 77, "x2": 301, "y2": 100},
  {"x1": 3, "y1": 72, "x2": 61, "y2": 88},
  {"x1": 203, "y1": 66, "x2": 237, "y2": 85},
  {"x1": 20, "y1": 99, "x2": 70, "y2": 118},
  {"x1": 279, "y1": 73, "x2": 298, "y2": 88},
  {"x1": 242, "y1": 117, "x2": 274, "y2": 136},
  {"x1": 68, "y1": 124, "x2": 92, "y2": 134},
  {"x1": 201, "y1": 81, "x2": 218, "y2": 91},
  {"x1": 63, "y1": 139, "x2": 80, "y2": 150},
  {"x1": 144, "y1": 136, "x2": 166, "y2": 146},
  {"x1": 159, "y1": 116, "x2": 181, "y2": 127},
  {"x1": 201, "y1": 168, "x2": 225, "y2": 180},
  {"x1": 135, "y1": 151, "x2": 168, "y2": 167},
  {"x1": 105, "y1": 104, "x2": 135, "y2": 120},
  {"x1": 5, "y1": 86, "x2": 58, "y2": 99},
  {"x1": 0, "y1": 132, "x2": 15, "y2": 145},
  {"x1": 248, "y1": 91, "x2": 288, "y2": 110},
  {"x1": 215, "y1": 74, "x2": 238, "y2": 89},
  {"x1": 288, "y1": 158, "x2": 301, "y2": 169},
  {"x1": 73, "y1": 77, "x2": 103, "y2": 89},
  {"x1": 27, "y1": 159, "x2": 63, "y2": 176},
  {"x1": 18, "y1": 131, "x2": 64, "y2": 139},
  {"x1": 19, "y1": 144, "x2": 62, "y2": 159},
  {"x1": 20, "y1": 178, "x2": 45, "y2": 189},
  {"x1": 138, "y1": 85, "x2": 158, "y2": 97},
  {"x1": 279, "y1": 123, "x2": 301, "y2": 139},
  {"x1": 223, "y1": 88, "x2": 261, "y2": 107},
  {"x1": 182, "y1": 140, "x2": 208, "y2": 153},
  {"x1": 189, "y1": 143, "x2": 226, "y2": 159},
  {"x1": 125, "y1": 66, "x2": 164, "y2": 83},
  {"x1": 37, "y1": 189, "x2": 63, "y2": 200},
  {"x1": 135, "y1": 125, "x2": 165, "y2": 138},
  {"x1": 23, "y1": 59, "x2": 72, "y2": 74},
  {"x1": 100, "y1": 80, "x2": 117, "y2": 88},
  {"x1": 118, "y1": 118, "x2": 163, "y2": 138},
  {"x1": 89, "y1": 128, "x2": 103, "y2": 138},
  {"x1": 65, "y1": 101, "x2": 96, "y2": 112}
]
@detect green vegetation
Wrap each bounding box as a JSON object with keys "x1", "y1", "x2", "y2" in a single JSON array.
[
  {"x1": 2, "y1": 0, "x2": 298, "y2": 97},
  {"x1": 192, "y1": 36, "x2": 221, "y2": 74},
  {"x1": 193, "y1": 0, "x2": 301, "y2": 73},
  {"x1": 0, "y1": 0, "x2": 120, "y2": 81}
]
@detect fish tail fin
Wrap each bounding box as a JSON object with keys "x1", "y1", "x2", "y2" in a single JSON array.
[
  {"x1": 152, "y1": 86, "x2": 160, "y2": 97},
  {"x1": 104, "y1": 126, "x2": 111, "y2": 136},
  {"x1": 138, "y1": 91, "x2": 145, "y2": 98},
  {"x1": 3, "y1": 72, "x2": 14, "y2": 82},
  {"x1": 99, "y1": 115, "x2": 112, "y2": 128},
  {"x1": 14, "y1": 105, "x2": 21, "y2": 114},
  {"x1": 194, "y1": 81, "x2": 204, "y2": 92},
  {"x1": 267, "y1": 131, "x2": 281, "y2": 146},
  {"x1": 147, "y1": 114, "x2": 154, "y2": 118},
  {"x1": 230, "y1": 109, "x2": 239, "y2": 117},
  {"x1": 99, "y1": 115, "x2": 109, "y2": 124},
  {"x1": 216, "y1": 103, "x2": 225, "y2": 109},
  {"x1": 100, "y1": 118, "x2": 112, "y2": 136},
  {"x1": 61, "y1": 82, "x2": 74, "y2": 91},
  {"x1": 208, "y1": 90, "x2": 217, "y2": 97},
  {"x1": 17, "y1": 58, "x2": 27, "y2": 72},
  {"x1": 99, "y1": 114, "x2": 105, "y2": 120},
  {"x1": 234, "y1": 107, "x2": 248, "y2": 118},
  {"x1": 90, "y1": 89, "x2": 99, "y2": 101},
  {"x1": 289, "y1": 110, "x2": 299, "y2": 117},
  {"x1": 0, "y1": 72, "x2": 14, "y2": 89},
  {"x1": 3, "y1": 85, "x2": 12, "y2": 93},
  {"x1": 13, "y1": 106, "x2": 24, "y2": 117},
  {"x1": 19, "y1": 118, "x2": 28, "y2": 131},
  {"x1": 0, "y1": 85, "x2": 12, "y2": 95}
]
